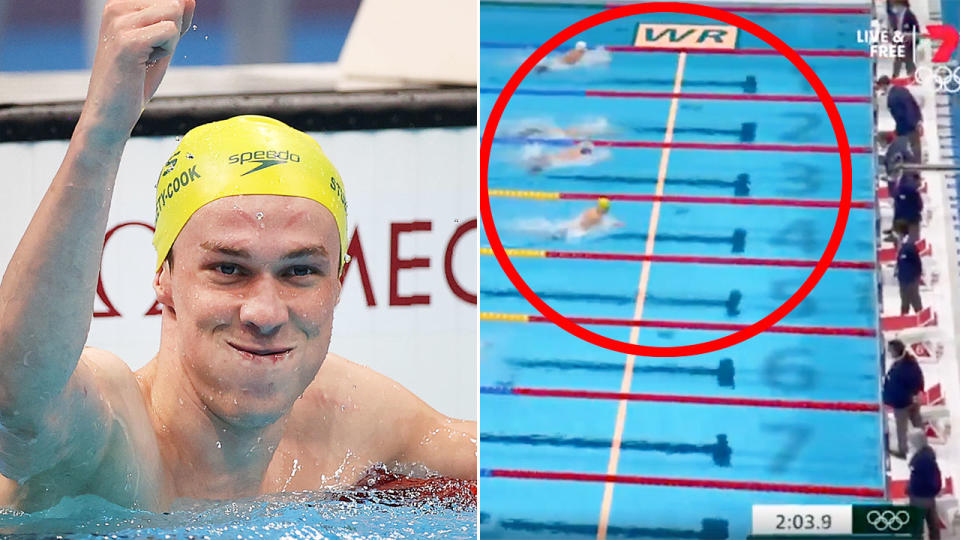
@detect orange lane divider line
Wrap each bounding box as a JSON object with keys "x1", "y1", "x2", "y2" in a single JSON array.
[{"x1": 597, "y1": 50, "x2": 683, "y2": 540}]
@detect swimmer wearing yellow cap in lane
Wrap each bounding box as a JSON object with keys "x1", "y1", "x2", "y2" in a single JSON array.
[
  {"x1": 575, "y1": 197, "x2": 624, "y2": 233},
  {"x1": 0, "y1": 0, "x2": 475, "y2": 513}
]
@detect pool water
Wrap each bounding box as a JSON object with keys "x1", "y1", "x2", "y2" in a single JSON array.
[
  {"x1": 479, "y1": 2, "x2": 883, "y2": 538},
  {"x1": 0, "y1": 483, "x2": 477, "y2": 539}
]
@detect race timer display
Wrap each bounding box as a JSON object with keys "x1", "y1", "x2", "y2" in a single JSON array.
[{"x1": 750, "y1": 505, "x2": 923, "y2": 538}]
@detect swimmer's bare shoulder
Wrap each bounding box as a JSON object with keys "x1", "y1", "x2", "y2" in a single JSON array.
[
  {"x1": 0, "y1": 347, "x2": 166, "y2": 511},
  {"x1": 274, "y1": 354, "x2": 476, "y2": 489}
]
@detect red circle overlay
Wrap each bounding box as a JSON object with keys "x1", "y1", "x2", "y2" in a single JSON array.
[{"x1": 479, "y1": 2, "x2": 854, "y2": 357}]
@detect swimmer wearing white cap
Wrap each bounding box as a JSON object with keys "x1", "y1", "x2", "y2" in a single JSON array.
[
  {"x1": 0, "y1": 0, "x2": 475, "y2": 512},
  {"x1": 526, "y1": 140, "x2": 604, "y2": 174},
  {"x1": 535, "y1": 40, "x2": 589, "y2": 73},
  {"x1": 564, "y1": 41, "x2": 589, "y2": 64}
]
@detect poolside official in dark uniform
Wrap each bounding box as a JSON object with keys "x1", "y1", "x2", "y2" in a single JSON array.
[
  {"x1": 887, "y1": 0, "x2": 921, "y2": 78},
  {"x1": 896, "y1": 236, "x2": 924, "y2": 314},
  {"x1": 894, "y1": 171, "x2": 923, "y2": 241},
  {"x1": 883, "y1": 339, "x2": 925, "y2": 458},
  {"x1": 877, "y1": 76, "x2": 923, "y2": 159},
  {"x1": 907, "y1": 429, "x2": 942, "y2": 539},
  {"x1": 883, "y1": 134, "x2": 919, "y2": 188}
]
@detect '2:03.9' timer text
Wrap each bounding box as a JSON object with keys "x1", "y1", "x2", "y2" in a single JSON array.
[
  {"x1": 752, "y1": 505, "x2": 853, "y2": 535},
  {"x1": 777, "y1": 513, "x2": 833, "y2": 531}
]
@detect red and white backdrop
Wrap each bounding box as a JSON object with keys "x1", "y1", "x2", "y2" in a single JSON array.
[{"x1": 0, "y1": 127, "x2": 477, "y2": 419}]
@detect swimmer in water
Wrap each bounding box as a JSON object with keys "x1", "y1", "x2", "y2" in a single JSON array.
[
  {"x1": 512, "y1": 117, "x2": 614, "y2": 140},
  {"x1": 534, "y1": 40, "x2": 588, "y2": 73},
  {"x1": 551, "y1": 198, "x2": 623, "y2": 240},
  {"x1": 0, "y1": 0, "x2": 475, "y2": 513},
  {"x1": 526, "y1": 140, "x2": 606, "y2": 174},
  {"x1": 577, "y1": 197, "x2": 624, "y2": 232}
]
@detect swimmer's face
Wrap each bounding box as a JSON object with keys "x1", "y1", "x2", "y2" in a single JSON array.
[
  {"x1": 580, "y1": 146, "x2": 593, "y2": 155},
  {"x1": 154, "y1": 195, "x2": 341, "y2": 428}
]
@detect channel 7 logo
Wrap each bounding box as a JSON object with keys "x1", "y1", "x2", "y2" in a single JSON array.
[
  {"x1": 915, "y1": 24, "x2": 960, "y2": 92},
  {"x1": 926, "y1": 24, "x2": 958, "y2": 62}
]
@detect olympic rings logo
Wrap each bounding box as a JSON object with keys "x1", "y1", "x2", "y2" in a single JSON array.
[
  {"x1": 914, "y1": 65, "x2": 960, "y2": 93},
  {"x1": 866, "y1": 509, "x2": 912, "y2": 531}
]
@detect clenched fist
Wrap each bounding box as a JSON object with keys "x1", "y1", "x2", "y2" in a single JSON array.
[{"x1": 80, "y1": 0, "x2": 196, "y2": 144}]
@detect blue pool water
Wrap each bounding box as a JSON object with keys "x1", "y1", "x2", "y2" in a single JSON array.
[
  {"x1": 479, "y1": 2, "x2": 883, "y2": 538},
  {"x1": 0, "y1": 489, "x2": 476, "y2": 539}
]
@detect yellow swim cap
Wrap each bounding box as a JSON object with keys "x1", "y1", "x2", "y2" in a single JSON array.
[
  {"x1": 598, "y1": 197, "x2": 611, "y2": 211},
  {"x1": 152, "y1": 115, "x2": 348, "y2": 274}
]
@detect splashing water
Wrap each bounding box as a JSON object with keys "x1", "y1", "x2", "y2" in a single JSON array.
[
  {"x1": 510, "y1": 217, "x2": 573, "y2": 241},
  {"x1": 510, "y1": 213, "x2": 621, "y2": 245},
  {"x1": 280, "y1": 459, "x2": 302, "y2": 492},
  {"x1": 507, "y1": 115, "x2": 613, "y2": 140},
  {"x1": 0, "y1": 490, "x2": 475, "y2": 539},
  {"x1": 538, "y1": 46, "x2": 612, "y2": 72}
]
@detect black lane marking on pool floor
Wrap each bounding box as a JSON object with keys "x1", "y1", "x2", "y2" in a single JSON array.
[
  {"x1": 630, "y1": 122, "x2": 757, "y2": 143},
  {"x1": 578, "y1": 75, "x2": 757, "y2": 94},
  {"x1": 597, "y1": 229, "x2": 747, "y2": 253},
  {"x1": 480, "y1": 288, "x2": 742, "y2": 316},
  {"x1": 503, "y1": 357, "x2": 735, "y2": 387},
  {"x1": 542, "y1": 173, "x2": 752, "y2": 196},
  {"x1": 481, "y1": 433, "x2": 732, "y2": 466},
  {"x1": 480, "y1": 515, "x2": 730, "y2": 540}
]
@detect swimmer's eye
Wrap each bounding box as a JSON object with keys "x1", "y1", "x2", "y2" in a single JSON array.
[
  {"x1": 285, "y1": 265, "x2": 321, "y2": 278},
  {"x1": 206, "y1": 262, "x2": 251, "y2": 282},
  {"x1": 216, "y1": 263, "x2": 241, "y2": 276}
]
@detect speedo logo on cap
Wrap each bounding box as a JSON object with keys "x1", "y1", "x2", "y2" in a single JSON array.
[{"x1": 229, "y1": 150, "x2": 301, "y2": 176}]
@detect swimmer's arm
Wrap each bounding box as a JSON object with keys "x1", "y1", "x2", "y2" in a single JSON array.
[
  {"x1": 396, "y1": 412, "x2": 477, "y2": 481},
  {"x1": 336, "y1": 357, "x2": 477, "y2": 480},
  {"x1": 0, "y1": 351, "x2": 118, "y2": 487},
  {"x1": 0, "y1": 0, "x2": 193, "y2": 430},
  {"x1": 0, "y1": 129, "x2": 127, "y2": 429}
]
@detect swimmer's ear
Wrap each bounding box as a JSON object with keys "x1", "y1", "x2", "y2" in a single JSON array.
[
  {"x1": 334, "y1": 274, "x2": 343, "y2": 307},
  {"x1": 153, "y1": 258, "x2": 175, "y2": 310}
]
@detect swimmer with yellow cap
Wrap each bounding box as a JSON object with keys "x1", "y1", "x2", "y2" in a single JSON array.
[
  {"x1": 152, "y1": 114, "x2": 349, "y2": 275},
  {"x1": 568, "y1": 197, "x2": 624, "y2": 237},
  {"x1": 0, "y1": 0, "x2": 475, "y2": 512},
  {"x1": 578, "y1": 196, "x2": 612, "y2": 228}
]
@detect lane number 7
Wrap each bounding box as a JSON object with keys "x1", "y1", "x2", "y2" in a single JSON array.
[{"x1": 928, "y1": 25, "x2": 959, "y2": 63}]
